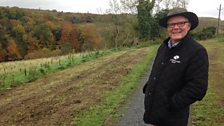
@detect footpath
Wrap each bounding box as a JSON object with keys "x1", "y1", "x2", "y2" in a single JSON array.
[
  {"x1": 116, "y1": 66, "x2": 152, "y2": 126},
  {"x1": 116, "y1": 66, "x2": 192, "y2": 126}
]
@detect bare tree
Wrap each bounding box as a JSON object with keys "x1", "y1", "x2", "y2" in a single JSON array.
[
  {"x1": 120, "y1": 0, "x2": 138, "y2": 14},
  {"x1": 106, "y1": 0, "x2": 139, "y2": 48},
  {"x1": 172, "y1": 0, "x2": 189, "y2": 8},
  {"x1": 154, "y1": 0, "x2": 163, "y2": 12},
  {"x1": 107, "y1": 0, "x2": 121, "y2": 14},
  {"x1": 154, "y1": 0, "x2": 189, "y2": 13},
  {"x1": 106, "y1": 0, "x2": 124, "y2": 48}
]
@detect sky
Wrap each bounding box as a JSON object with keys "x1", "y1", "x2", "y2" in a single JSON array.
[{"x1": 0, "y1": 0, "x2": 224, "y2": 19}]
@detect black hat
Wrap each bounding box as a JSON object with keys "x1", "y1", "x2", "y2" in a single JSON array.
[{"x1": 159, "y1": 8, "x2": 199, "y2": 30}]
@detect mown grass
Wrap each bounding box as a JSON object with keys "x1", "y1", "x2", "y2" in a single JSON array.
[
  {"x1": 72, "y1": 45, "x2": 158, "y2": 126},
  {"x1": 191, "y1": 40, "x2": 224, "y2": 126}
]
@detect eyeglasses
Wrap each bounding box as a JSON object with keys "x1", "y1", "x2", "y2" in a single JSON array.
[{"x1": 167, "y1": 21, "x2": 189, "y2": 28}]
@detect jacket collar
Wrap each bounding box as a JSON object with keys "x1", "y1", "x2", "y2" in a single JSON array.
[{"x1": 163, "y1": 34, "x2": 192, "y2": 50}]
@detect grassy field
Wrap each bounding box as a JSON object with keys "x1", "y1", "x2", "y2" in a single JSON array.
[{"x1": 191, "y1": 39, "x2": 224, "y2": 126}]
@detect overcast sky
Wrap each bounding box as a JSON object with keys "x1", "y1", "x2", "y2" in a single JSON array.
[{"x1": 1, "y1": 0, "x2": 224, "y2": 19}]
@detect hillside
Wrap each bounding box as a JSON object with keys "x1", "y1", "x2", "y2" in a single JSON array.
[
  {"x1": 1, "y1": 6, "x2": 222, "y2": 62},
  {"x1": 195, "y1": 17, "x2": 224, "y2": 32},
  {"x1": 0, "y1": 6, "x2": 138, "y2": 62}
]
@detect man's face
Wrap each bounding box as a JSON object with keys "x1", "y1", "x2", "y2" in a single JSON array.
[{"x1": 167, "y1": 16, "x2": 191, "y2": 43}]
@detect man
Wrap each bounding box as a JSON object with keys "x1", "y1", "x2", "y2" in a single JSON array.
[{"x1": 143, "y1": 8, "x2": 209, "y2": 126}]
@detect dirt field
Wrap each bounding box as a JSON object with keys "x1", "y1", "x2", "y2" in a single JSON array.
[{"x1": 0, "y1": 47, "x2": 149, "y2": 126}]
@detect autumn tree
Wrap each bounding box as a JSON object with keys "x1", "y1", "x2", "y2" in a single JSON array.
[
  {"x1": 25, "y1": 34, "x2": 40, "y2": 53},
  {"x1": 12, "y1": 24, "x2": 25, "y2": 40},
  {"x1": 7, "y1": 39, "x2": 22, "y2": 60},
  {"x1": 70, "y1": 25, "x2": 79, "y2": 51},
  {"x1": 0, "y1": 43, "x2": 7, "y2": 61},
  {"x1": 78, "y1": 24, "x2": 101, "y2": 51},
  {"x1": 9, "y1": 20, "x2": 28, "y2": 57},
  {"x1": 0, "y1": 19, "x2": 9, "y2": 47},
  {"x1": 60, "y1": 23, "x2": 79, "y2": 52},
  {"x1": 21, "y1": 16, "x2": 34, "y2": 32},
  {"x1": 33, "y1": 23, "x2": 54, "y2": 48}
]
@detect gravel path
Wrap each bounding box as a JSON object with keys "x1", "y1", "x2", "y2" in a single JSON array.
[{"x1": 116, "y1": 66, "x2": 152, "y2": 126}]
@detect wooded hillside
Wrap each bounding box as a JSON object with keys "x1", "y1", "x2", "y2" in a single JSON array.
[
  {"x1": 0, "y1": 6, "x2": 222, "y2": 62},
  {"x1": 0, "y1": 6, "x2": 138, "y2": 62}
]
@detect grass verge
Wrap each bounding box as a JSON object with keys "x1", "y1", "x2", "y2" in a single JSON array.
[
  {"x1": 72, "y1": 45, "x2": 158, "y2": 126},
  {"x1": 191, "y1": 40, "x2": 224, "y2": 126}
]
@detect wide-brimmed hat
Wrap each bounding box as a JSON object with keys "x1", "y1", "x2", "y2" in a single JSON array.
[{"x1": 159, "y1": 8, "x2": 199, "y2": 30}]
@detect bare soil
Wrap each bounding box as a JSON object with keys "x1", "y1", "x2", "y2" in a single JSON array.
[{"x1": 0, "y1": 47, "x2": 149, "y2": 126}]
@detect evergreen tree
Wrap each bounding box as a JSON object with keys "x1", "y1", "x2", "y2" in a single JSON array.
[{"x1": 137, "y1": 0, "x2": 155, "y2": 40}]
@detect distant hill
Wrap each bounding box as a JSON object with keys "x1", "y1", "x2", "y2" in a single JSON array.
[{"x1": 195, "y1": 17, "x2": 224, "y2": 32}]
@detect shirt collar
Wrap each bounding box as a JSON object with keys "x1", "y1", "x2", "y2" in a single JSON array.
[{"x1": 168, "y1": 39, "x2": 180, "y2": 49}]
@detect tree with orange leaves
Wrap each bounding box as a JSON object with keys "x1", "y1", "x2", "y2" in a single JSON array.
[
  {"x1": 7, "y1": 39, "x2": 22, "y2": 60},
  {"x1": 60, "y1": 23, "x2": 79, "y2": 52},
  {"x1": 79, "y1": 24, "x2": 101, "y2": 51}
]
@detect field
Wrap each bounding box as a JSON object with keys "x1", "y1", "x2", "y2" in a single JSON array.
[
  {"x1": 0, "y1": 38, "x2": 223, "y2": 126},
  {"x1": 0, "y1": 46, "x2": 157, "y2": 125},
  {"x1": 0, "y1": 50, "x2": 112, "y2": 90},
  {"x1": 191, "y1": 39, "x2": 224, "y2": 126}
]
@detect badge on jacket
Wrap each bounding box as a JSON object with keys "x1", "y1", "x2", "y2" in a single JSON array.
[{"x1": 170, "y1": 55, "x2": 181, "y2": 64}]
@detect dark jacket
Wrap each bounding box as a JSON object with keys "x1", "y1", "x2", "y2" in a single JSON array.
[{"x1": 143, "y1": 34, "x2": 209, "y2": 126}]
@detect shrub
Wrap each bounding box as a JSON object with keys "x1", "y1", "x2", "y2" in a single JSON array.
[{"x1": 192, "y1": 26, "x2": 216, "y2": 40}]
